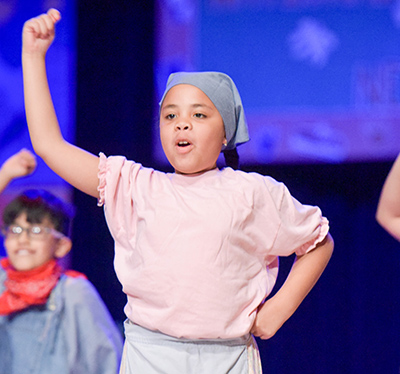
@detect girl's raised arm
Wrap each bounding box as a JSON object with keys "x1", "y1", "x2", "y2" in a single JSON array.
[
  {"x1": 376, "y1": 153, "x2": 400, "y2": 241},
  {"x1": 22, "y1": 9, "x2": 100, "y2": 198}
]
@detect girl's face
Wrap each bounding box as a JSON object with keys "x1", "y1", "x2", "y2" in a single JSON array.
[
  {"x1": 4, "y1": 213, "x2": 66, "y2": 271},
  {"x1": 160, "y1": 84, "x2": 226, "y2": 175}
]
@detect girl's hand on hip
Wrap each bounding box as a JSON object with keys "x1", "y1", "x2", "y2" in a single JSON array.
[{"x1": 250, "y1": 298, "x2": 289, "y2": 340}]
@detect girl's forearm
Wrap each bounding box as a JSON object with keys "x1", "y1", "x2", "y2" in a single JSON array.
[
  {"x1": 252, "y1": 234, "x2": 333, "y2": 339},
  {"x1": 22, "y1": 54, "x2": 63, "y2": 159},
  {"x1": 268, "y1": 234, "x2": 333, "y2": 324},
  {"x1": 274, "y1": 233, "x2": 334, "y2": 315},
  {"x1": 22, "y1": 54, "x2": 100, "y2": 197}
]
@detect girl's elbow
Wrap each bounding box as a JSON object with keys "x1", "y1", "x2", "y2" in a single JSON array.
[
  {"x1": 327, "y1": 232, "x2": 334, "y2": 248},
  {"x1": 375, "y1": 210, "x2": 384, "y2": 228},
  {"x1": 376, "y1": 213, "x2": 400, "y2": 241},
  {"x1": 32, "y1": 144, "x2": 51, "y2": 162},
  {"x1": 322, "y1": 234, "x2": 334, "y2": 258},
  {"x1": 321, "y1": 232, "x2": 334, "y2": 252},
  {"x1": 32, "y1": 138, "x2": 64, "y2": 160},
  {"x1": 376, "y1": 208, "x2": 395, "y2": 232},
  {"x1": 315, "y1": 233, "x2": 334, "y2": 261}
]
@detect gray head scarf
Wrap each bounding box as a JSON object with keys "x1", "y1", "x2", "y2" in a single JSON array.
[{"x1": 159, "y1": 71, "x2": 250, "y2": 151}]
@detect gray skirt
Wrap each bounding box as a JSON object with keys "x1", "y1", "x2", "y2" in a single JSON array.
[{"x1": 119, "y1": 320, "x2": 262, "y2": 374}]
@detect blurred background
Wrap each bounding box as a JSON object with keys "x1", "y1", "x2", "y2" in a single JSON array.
[{"x1": 1, "y1": 0, "x2": 400, "y2": 372}]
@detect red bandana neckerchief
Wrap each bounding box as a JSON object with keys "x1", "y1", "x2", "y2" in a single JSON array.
[{"x1": 0, "y1": 258, "x2": 86, "y2": 316}]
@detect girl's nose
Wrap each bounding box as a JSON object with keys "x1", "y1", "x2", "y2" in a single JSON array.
[
  {"x1": 175, "y1": 119, "x2": 192, "y2": 131},
  {"x1": 17, "y1": 230, "x2": 30, "y2": 242}
]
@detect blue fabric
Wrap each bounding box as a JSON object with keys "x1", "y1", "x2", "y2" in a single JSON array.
[
  {"x1": 160, "y1": 71, "x2": 250, "y2": 151},
  {"x1": 0, "y1": 269, "x2": 123, "y2": 374}
]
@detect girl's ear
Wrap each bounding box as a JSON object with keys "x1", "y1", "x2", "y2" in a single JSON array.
[{"x1": 54, "y1": 236, "x2": 72, "y2": 259}]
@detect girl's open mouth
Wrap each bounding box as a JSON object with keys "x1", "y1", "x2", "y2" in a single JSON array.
[{"x1": 178, "y1": 141, "x2": 191, "y2": 147}]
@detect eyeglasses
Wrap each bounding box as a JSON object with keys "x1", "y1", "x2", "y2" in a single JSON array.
[{"x1": 1, "y1": 225, "x2": 64, "y2": 240}]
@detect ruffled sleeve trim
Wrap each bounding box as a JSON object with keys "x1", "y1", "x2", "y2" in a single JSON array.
[
  {"x1": 295, "y1": 216, "x2": 330, "y2": 256},
  {"x1": 97, "y1": 152, "x2": 109, "y2": 207}
]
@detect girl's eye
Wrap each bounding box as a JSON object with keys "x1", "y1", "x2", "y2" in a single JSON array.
[
  {"x1": 194, "y1": 113, "x2": 205, "y2": 119},
  {"x1": 166, "y1": 114, "x2": 176, "y2": 120},
  {"x1": 31, "y1": 226, "x2": 43, "y2": 235}
]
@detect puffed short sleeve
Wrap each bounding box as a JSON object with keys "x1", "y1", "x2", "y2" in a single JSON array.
[
  {"x1": 97, "y1": 153, "x2": 142, "y2": 244},
  {"x1": 267, "y1": 180, "x2": 329, "y2": 257}
]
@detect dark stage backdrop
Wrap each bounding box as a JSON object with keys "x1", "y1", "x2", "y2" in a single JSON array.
[
  {"x1": 74, "y1": 1, "x2": 400, "y2": 373},
  {"x1": 74, "y1": 1, "x2": 155, "y2": 323}
]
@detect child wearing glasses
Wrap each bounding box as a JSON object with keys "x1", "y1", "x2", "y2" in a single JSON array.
[
  {"x1": 0, "y1": 149, "x2": 123, "y2": 374},
  {"x1": 22, "y1": 9, "x2": 334, "y2": 373}
]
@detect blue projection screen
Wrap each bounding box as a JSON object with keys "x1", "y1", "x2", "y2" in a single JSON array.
[{"x1": 155, "y1": 0, "x2": 400, "y2": 165}]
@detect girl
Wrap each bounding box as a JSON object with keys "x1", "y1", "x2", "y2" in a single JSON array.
[{"x1": 22, "y1": 9, "x2": 334, "y2": 373}]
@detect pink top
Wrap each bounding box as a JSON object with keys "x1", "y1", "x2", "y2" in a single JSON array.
[{"x1": 98, "y1": 153, "x2": 329, "y2": 339}]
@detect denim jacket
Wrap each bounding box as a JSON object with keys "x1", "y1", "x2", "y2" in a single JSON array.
[{"x1": 0, "y1": 268, "x2": 124, "y2": 374}]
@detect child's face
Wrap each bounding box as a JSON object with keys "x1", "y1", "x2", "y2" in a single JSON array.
[
  {"x1": 160, "y1": 84, "x2": 226, "y2": 175},
  {"x1": 3, "y1": 213, "x2": 65, "y2": 271}
]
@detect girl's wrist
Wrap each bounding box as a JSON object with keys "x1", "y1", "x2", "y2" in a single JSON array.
[
  {"x1": 0, "y1": 169, "x2": 12, "y2": 187},
  {"x1": 22, "y1": 51, "x2": 47, "y2": 62}
]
